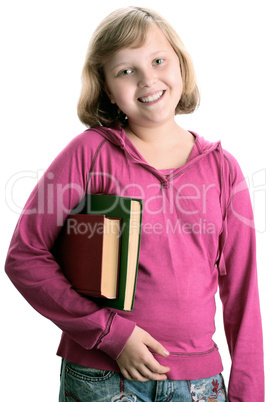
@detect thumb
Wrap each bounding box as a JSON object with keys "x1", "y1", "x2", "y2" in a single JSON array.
[{"x1": 145, "y1": 333, "x2": 170, "y2": 357}]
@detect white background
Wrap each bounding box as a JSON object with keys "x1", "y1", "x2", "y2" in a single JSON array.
[{"x1": 1, "y1": 0, "x2": 270, "y2": 399}]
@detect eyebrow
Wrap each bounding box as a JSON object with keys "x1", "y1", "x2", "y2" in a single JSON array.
[{"x1": 110, "y1": 62, "x2": 130, "y2": 72}]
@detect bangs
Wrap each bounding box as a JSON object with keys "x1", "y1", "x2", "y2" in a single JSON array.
[{"x1": 92, "y1": 8, "x2": 155, "y2": 64}]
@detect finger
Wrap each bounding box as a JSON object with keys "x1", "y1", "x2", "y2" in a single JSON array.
[
  {"x1": 146, "y1": 360, "x2": 171, "y2": 376},
  {"x1": 144, "y1": 333, "x2": 170, "y2": 358},
  {"x1": 121, "y1": 366, "x2": 151, "y2": 382},
  {"x1": 143, "y1": 350, "x2": 170, "y2": 374},
  {"x1": 126, "y1": 367, "x2": 150, "y2": 382},
  {"x1": 120, "y1": 368, "x2": 135, "y2": 381},
  {"x1": 137, "y1": 364, "x2": 169, "y2": 382}
]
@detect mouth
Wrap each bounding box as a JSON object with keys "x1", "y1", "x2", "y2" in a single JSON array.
[{"x1": 138, "y1": 90, "x2": 165, "y2": 104}]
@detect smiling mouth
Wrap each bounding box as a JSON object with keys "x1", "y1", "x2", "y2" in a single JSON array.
[{"x1": 138, "y1": 90, "x2": 165, "y2": 103}]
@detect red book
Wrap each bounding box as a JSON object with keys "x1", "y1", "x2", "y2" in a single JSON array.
[{"x1": 53, "y1": 214, "x2": 121, "y2": 299}]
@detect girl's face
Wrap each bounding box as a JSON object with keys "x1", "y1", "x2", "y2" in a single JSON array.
[{"x1": 104, "y1": 25, "x2": 183, "y2": 129}]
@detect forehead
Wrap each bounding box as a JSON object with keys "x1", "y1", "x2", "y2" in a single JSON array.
[
  {"x1": 130, "y1": 25, "x2": 171, "y2": 49},
  {"x1": 107, "y1": 26, "x2": 174, "y2": 67}
]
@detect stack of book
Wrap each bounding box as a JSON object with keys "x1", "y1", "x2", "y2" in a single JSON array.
[{"x1": 52, "y1": 194, "x2": 143, "y2": 311}]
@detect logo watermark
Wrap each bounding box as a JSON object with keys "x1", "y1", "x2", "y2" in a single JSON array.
[
  {"x1": 230, "y1": 169, "x2": 267, "y2": 233},
  {"x1": 5, "y1": 168, "x2": 267, "y2": 233}
]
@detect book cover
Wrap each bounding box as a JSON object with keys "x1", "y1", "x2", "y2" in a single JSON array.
[
  {"x1": 70, "y1": 194, "x2": 143, "y2": 311},
  {"x1": 53, "y1": 214, "x2": 121, "y2": 299}
]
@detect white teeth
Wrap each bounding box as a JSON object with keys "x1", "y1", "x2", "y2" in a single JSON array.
[{"x1": 139, "y1": 91, "x2": 164, "y2": 103}]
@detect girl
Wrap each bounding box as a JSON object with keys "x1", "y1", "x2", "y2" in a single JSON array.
[{"x1": 5, "y1": 6, "x2": 264, "y2": 401}]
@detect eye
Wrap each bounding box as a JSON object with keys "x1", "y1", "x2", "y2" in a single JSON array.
[
  {"x1": 153, "y1": 58, "x2": 165, "y2": 66},
  {"x1": 119, "y1": 68, "x2": 133, "y2": 76}
]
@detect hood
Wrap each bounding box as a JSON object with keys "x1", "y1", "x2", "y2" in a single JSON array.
[
  {"x1": 91, "y1": 125, "x2": 222, "y2": 182},
  {"x1": 91, "y1": 125, "x2": 228, "y2": 276},
  {"x1": 91, "y1": 124, "x2": 218, "y2": 152}
]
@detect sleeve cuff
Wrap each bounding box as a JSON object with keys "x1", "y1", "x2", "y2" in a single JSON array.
[{"x1": 95, "y1": 313, "x2": 136, "y2": 360}]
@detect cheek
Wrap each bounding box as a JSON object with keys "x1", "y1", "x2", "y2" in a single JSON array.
[
  {"x1": 169, "y1": 68, "x2": 183, "y2": 99},
  {"x1": 106, "y1": 86, "x2": 127, "y2": 106},
  {"x1": 104, "y1": 81, "x2": 116, "y2": 104},
  {"x1": 175, "y1": 68, "x2": 183, "y2": 98},
  {"x1": 113, "y1": 86, "x2": 135, "y2": 109},
  {"x1": 178, "y1": 77, "x2": 183, "y2": 98},
  {"x1": 114, "y1": 93, "x2": 129, "y2": 109}
]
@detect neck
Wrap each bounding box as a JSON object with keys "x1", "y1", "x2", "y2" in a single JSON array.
[{"x1": 126, "y1": 119, "x2": 184, "y2": 146}]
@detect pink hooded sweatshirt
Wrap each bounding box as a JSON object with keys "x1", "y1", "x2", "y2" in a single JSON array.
[{"x1": 5, "y1": 126, "x2": 264, "y2": 400}]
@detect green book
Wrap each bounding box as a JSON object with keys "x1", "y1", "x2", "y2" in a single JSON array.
[{"x1": 69, "y1": 194, "x2": 143, "y2": 311}]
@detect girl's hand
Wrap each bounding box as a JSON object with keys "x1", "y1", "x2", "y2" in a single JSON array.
[{"x1": 116, "y1": 325, "x2": 170, "y2": 382}]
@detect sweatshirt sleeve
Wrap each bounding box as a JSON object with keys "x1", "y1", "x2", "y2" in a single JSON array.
[
  {"x1": 218, "y1": 154, "x2": 264, "y2": 401},
  {"x1": 4, "y1": 132, "x2": 136, "y2": 360}
]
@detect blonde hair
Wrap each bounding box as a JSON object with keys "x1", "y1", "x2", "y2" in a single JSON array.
[{"x1": 77, "y1": 7, "x2": 200, "y2": 127}]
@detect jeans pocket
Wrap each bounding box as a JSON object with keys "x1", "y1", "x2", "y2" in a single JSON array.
[
  {"x1": 63, "y1": 361, "x2": 118, "y2": 402},
  {"x1": 65, "y1": 361, "x2": 115, "y2": 382}
]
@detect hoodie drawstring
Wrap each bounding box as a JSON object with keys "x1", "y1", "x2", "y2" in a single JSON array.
[{"x1": 216, "y1": 142, "x2": 228, "y2": 276}]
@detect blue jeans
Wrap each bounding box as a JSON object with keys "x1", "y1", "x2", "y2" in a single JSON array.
[{"x1": 59, "y1": 359, "x2": 228, "y2": 402}]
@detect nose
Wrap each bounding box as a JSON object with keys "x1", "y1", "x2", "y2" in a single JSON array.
[{"x1": 138, "y1": 68, "x2": 157, "y2": 88}]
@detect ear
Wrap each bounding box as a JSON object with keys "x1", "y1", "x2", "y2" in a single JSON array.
[{"x1": 104, "y1": 84, "x2": 116, "y2": 104}]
